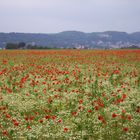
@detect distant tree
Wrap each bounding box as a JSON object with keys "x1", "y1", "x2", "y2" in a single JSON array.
[
  {"x1": 5, "y1": 43, "x2": 18, "y2": 49},
  {"x1": 6, "y1": 42, "x2": 55, "y2": 50},
  {"x1": 18, "y1": 42, "x2": 26, "y2": 49}
]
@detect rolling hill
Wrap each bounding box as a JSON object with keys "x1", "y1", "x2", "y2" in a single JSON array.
[{"x1": 0, "y1": 31, "x2": 140, "y2": 49}]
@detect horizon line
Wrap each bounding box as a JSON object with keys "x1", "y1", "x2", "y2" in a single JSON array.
[{"x1": 0, "y1": 30, "x2": 140, "y2": 34}]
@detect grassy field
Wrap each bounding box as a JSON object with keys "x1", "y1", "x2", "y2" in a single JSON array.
[{"x1": 0, "y1": 50, "x2": 140, "y2": 140}]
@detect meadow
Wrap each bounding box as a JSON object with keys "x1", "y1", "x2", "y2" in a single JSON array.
[{"x1": 0, "y1": 50, "x2": 140, "y2": 140}]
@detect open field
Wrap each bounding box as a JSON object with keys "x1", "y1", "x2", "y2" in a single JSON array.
[{"x1": 0, "y1": 50, "x2": 140, "y2": 140}]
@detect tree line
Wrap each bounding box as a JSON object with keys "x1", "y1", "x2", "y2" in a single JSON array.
[{"x1": 5, "y1": 42, "x2": 55, "y2": 49}]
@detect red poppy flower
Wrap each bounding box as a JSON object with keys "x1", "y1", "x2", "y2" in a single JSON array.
[
  {"x1": 64, "y1": 127, "x2": 68, "y2": 132},
  {"x1": 39, "y1": 119, "x2": 43, "y2": 123},
  {"x1": 127, "y1": 115, "x2": 132, "y2": 121},
  {"x1": 98, "y1": 115, "x2": 104, "y2": 121},
  {"x1": 123, "y1": 127, "x2": 128, "y2": 132},
  {"x1": 27, "y1": 125, "x2": 31, "y2": 129},
  {"x1": 79, "y1": 99, "x2": 83, "y2": 104},
  {"x1": 45, "y1": 115, "x2": 51, "y2": 119},
  {"x1": 13, "y1": 121, "x2": 19, "y2": 126},
  {"x1": 112, "y1": 113, "x2": 117, "y2": 118},
  {"x1": 88, "y1": 109, "x2": 92, "y2": 113},
  {"x1": 57, "y1": 119, "x2": 62, "y2": 123},
  {"x1": 2, "y1": 130, "x2": 8, "y2": 136},
  {"x1": 94, "y1": 106, "x2": 99, "y2": 110}
]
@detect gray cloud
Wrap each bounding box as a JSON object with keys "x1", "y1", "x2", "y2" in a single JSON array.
[{"x1": 0, "y1": 0, "x2": 140, "y2": 33}]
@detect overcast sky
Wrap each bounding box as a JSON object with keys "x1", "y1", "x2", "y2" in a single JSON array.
[{"x1": 0, "y1": 0, "x2": 140, "y2": 33}]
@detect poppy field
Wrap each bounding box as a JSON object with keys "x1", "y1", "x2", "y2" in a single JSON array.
[{"x1": 0, "y1": 50, "x2": 140, "y2": 140}]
